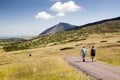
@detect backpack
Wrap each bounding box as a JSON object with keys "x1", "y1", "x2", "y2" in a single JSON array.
[{"x1": 91, "y1": 48, "x2": 95, "y2": 54}]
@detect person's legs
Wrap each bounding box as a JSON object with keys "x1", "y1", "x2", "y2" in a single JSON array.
[
  {"x1": 83, "y1": 55, "x2": 85, "y2": 62},
  {"x1": 92, "y1": 56, "x2": 94, "y2": 62},
  {"x1": 82, "y1": 54, "x2": 84, "y2": 61},
  {"x1": 94, "y1": 57, "x2": 96, "y2": 61},
  {"x1": 91, "y1": 53, "x2": 95, "y2": 62},
  {"x1": 82, "y1": 54, "x2": 85, "y2": 62}
]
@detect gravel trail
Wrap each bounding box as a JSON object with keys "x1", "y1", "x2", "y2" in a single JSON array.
[{"x1": 64, "y1": 56, "x2": 120, "y2": 80}]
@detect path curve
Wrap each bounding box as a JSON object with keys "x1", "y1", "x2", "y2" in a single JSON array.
[{"x1": 64, "y1": 56, "x2": 120, "y2": 80}]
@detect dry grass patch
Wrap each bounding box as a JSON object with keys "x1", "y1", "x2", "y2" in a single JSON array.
[
  {"x1": 0, "y1": 33, "x2": 119, "y2": 79},
  {"x1": 0, "y1": 47, "x2": 93, "y2": 80},
  {"x1": 0, "y1": 56, "x2": 93, "y2": 80}
]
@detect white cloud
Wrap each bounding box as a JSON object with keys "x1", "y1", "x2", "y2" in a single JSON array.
[
  {"x1": 57, "y1": 12, "x2": 65, "y2": 17},
  {"x1": 50, "y1": 1, "x2": 81, "y2": 16},
  {"x1": 35, "y1": 11, "x2": 54, "y2": 20}
]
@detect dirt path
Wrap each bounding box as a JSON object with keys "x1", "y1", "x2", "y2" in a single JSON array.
[{"x1": 64, "y1": 56, "x2": 120, "y2": 80}]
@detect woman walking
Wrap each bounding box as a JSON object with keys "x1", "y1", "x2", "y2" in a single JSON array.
[{"x1": 90, "y1": 46, "x2": 96, "y2": 62}]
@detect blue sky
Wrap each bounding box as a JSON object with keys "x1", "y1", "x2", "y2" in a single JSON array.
[{"x1": 0, "y1": 0, "x2": 120, "y2": 37}]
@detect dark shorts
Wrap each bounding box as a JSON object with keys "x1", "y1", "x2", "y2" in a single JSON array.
[
  {"x1": 91, "y1": 53, "x2": 95, "y2": 56},
  {"x1": 82, "y1": 54, "x2": 86, "y2": 58}
]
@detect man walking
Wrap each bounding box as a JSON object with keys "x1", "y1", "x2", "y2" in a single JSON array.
[{"x1": 81, "y1": 46, "x2": 86, "y2": 62}]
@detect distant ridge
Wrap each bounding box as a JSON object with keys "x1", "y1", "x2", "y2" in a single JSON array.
[
  {"x1": 39, "y1": 22, "x2": 77, "y2": 36},
  {"x1": 39, "y1": 16, "x2": 120, "y2": 36},
  {"x1": 72, "y1": 17, "x2": 120, "y2": 30}
]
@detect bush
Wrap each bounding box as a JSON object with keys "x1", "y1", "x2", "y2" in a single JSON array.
[
  {"x1": 100, "y1": 40, "x2": 108, "y2": 43},
  {"x1": 60, "y1": 47, "x2": 74, "y2": 51},
  {"x1": 117, "y1": 41, "x2": 120, "y2": 43},
  {"x1": 3, "y1": 45, "x2": 30, "y2": 52}
]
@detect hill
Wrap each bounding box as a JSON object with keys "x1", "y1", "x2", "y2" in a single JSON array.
[
  {"x1": 40, "y1": 17, "x2": 120, "y2": 36},
  {"x1": 40, "y1": 22, "x2": 77, "y2": 35},
  {"x1": 72, "y1": 16, "x2": 120, "y2": 30},
  {"x1": 2, "y1": 17, "x2": 120, "y2": 51},
  {"x1": 82, "y1": 16, "x2": 120, "y2": 27}
]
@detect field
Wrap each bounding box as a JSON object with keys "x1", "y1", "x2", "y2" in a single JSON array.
[
  {"x1": 0, "y1": 33, "x2": 120, "y2": 80},
  {"x1": 0, "y1": 45, "x2": 93, "y2": 80}
]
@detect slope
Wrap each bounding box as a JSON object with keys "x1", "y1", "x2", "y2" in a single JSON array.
[{"x1": 2, "y1": 17, "x2": 120, "y2": 52}]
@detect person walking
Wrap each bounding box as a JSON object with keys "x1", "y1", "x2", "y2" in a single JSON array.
[
  {"x1": 90, "y1": 46, "x2": 96, "y2": 62},
  {"x1": 81, "y1": 46, "x2": 86, "y2": 62}
]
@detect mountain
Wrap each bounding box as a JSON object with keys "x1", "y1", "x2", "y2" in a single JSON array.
[
  {"x1": 40, "y1": 22, "x2": 77, "y2": 35},
  {"x1": 40, "y1": 17, "x2": 120, "y2": 36}
]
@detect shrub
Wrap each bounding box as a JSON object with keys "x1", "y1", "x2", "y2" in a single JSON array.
[
  {"x1": 117, "y1": 41, "x2": 120, "y2": 43},
  {"x1": 100, "y1": 40, "x2": 108, "y2": 43},
  {"x1": 60, "y1": 47, "x2": 74, "y2": 51}
]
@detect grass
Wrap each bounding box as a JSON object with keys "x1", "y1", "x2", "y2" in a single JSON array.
[
  {"x1": 97, "y1": 47, "x2": 120, "y2": 66},
  {"x1": 0, "y1": 33, "x2": 120, "y2": 80},
  {"x1": 0, "y1": 45, "x2": 94, "y2": 80}
]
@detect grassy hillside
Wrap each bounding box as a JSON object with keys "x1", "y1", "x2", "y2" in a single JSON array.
[
  {"x1": 2, "y1": 20, "x2": 120, "y2": 52},
  {"x1": 0, "y1": 20, "x2": 120, "y2": 79},
  {"x1": 78, "y1": 20, "x2": 120, "y2": 33},
  {"x1": 0, "y1": 43, "x2": 95, "y2": 80},
  {"x1": 0, "y1": 33, "x2": 120, "y2": 80}
]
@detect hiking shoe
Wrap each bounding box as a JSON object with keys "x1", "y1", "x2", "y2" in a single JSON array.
[{"x1": 83, "y1": 59, "x2": 85, "y2": 62}]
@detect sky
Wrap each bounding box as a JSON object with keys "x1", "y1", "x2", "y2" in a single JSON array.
[{"x1": 0, "y1": 0, "x2": 120, "y2": 37}]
